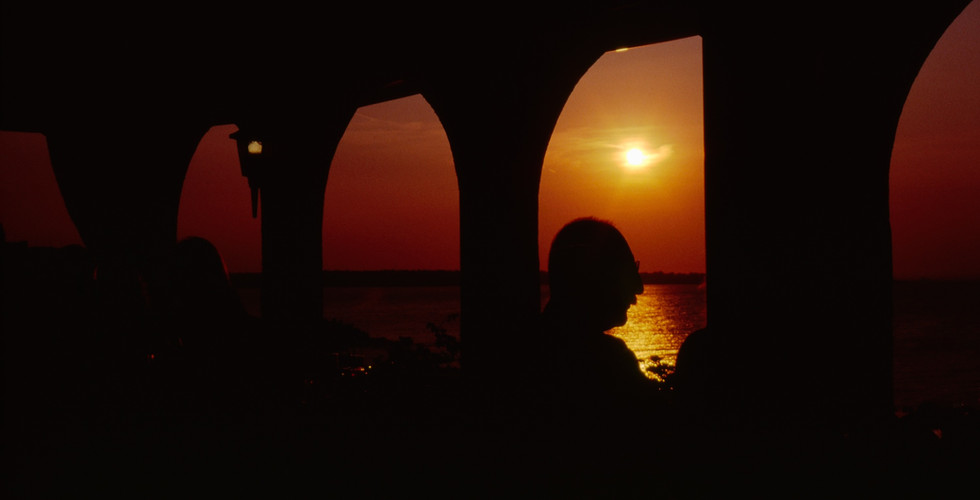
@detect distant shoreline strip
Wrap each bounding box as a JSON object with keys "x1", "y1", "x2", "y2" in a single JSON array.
[{"x1": 230, "y1": 270, "x2": 707, "y2": 288}]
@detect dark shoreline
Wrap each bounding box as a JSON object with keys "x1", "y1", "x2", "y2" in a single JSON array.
[
  {"x1": 230, "y1": 269, "x2": 980, "y2": 289},
  {"x1": 229, "y1": 269, "x2": 708, "y2": 288}
]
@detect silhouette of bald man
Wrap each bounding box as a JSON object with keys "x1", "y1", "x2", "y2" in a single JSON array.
[{"x1": 537, "y1": 217, "x2": 653, "y2": 416}]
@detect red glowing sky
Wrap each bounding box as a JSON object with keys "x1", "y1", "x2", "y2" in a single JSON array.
[{"x1": 2, "y1": 5, "x2": 978, "y2": 279}]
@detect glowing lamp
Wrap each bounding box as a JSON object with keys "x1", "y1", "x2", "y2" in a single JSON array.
[{"x1": 229, "y1": 129, "x2": 265, "y2": 218}]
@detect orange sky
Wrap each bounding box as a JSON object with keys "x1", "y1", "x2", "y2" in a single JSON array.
[{"x1": 1, "y1": 5, "x2": 978, "y2": 279}]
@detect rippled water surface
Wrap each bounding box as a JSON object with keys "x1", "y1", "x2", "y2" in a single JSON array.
[
  {"x1": 238, "y1": 281, "x2": 978, "y2": 408},
  {"x1": 609, "y1": 284, "x2": 707, "y2": 375},
  {"x1": 242, "y1": 283, "x2": 706, "y2": 377}
]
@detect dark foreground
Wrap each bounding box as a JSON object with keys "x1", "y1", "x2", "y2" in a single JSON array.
[
  {"x1": 3, "y1": 244, "x2": 977, "y2": 498},
  {"x1": 4, "y1": 316, "x2": 978, "y2": 499}
]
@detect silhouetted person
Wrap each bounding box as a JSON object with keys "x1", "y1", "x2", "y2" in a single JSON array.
[
  {"x1": 173, "y1": 236, "x2": 248, "y2": 323},
  {"x1": 169, "y1": 236, "x2": 269, "y2": 419},
  {"x1": 528, "y1": 218, "x2": 660, "y2": 478},
  {"x1": 673, "y1": 327, "x2": 727, "y2": 416},
  {"x1": 538, "y1": 217, "x2": 651, "y2": 396}
]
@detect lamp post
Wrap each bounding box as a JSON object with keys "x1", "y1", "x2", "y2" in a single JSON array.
[{"x1": 229, "y1": 129, "x2": 264, "y2": 218}]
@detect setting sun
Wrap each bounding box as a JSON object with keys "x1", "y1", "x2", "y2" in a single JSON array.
[{"x1": 625, "y1": 148, "x2": 646, "y2": 167}]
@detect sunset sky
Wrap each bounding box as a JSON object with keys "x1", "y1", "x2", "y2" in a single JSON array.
[{"x1": 1, "y1": 4, "x2": 978, "y2": 279}]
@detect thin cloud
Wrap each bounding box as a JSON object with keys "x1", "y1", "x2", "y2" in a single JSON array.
[
  {"x1": 545, "y1": 125, "x2": 673, "y2": 171},
  {"x1": 344, "y1": 111, "x2": 447, "y2": 148}
]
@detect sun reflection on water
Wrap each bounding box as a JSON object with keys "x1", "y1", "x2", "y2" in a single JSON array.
[{"x1": 609, "y1": 284, "x2": 707, "y2": 380}]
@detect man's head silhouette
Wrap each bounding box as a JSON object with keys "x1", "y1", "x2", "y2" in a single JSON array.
[{"x1": 547, "y1": 217, "x2": 644, "y2": 332}]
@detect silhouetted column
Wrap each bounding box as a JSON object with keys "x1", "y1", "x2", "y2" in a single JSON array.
[
  {"x1": 425, "y1": 49, "x2": 601, "y2": 402},
  {"x1": 46, "y1": 120, "x2": 208, "y2": 315},
  {"x1": 700, "y1": 2, "x2": 969, "y2": 430},
  {"x1": 452, "y1": 136, "x2": 544, "y2": 392},
  {"x1": 238, "y1": 114, "x2": 354, "y2": 327}
]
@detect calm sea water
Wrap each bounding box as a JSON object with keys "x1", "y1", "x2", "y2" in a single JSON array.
[{"x1": 237, "y1": 282, "x2": 979, "y2": 410}]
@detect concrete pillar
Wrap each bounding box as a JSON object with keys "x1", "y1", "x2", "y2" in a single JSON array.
[
  {"x1": 46, "y1": 120, "x2": 208, "y2": 316},
  {"x1": 698, "y1": 2, "x2": 970, "y2": 430},
  {"x1": 235, "y1": 112, "x2": 354, "y2": 328},
  {"x1": 425, "y1": 49, "x2": 601, "y2": 401}
]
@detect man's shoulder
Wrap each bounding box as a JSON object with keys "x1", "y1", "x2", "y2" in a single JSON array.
[{"x1": 598, "y1": 332, "x2": 634, "y2": 353}]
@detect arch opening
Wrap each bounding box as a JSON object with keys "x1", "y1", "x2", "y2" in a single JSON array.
[
  {"x1": 889, "y1": 0, "x2": 980, "y2": 412},
  {"x1": 540, "y1": 36, "x2": 706, "y2": 380},
  {"x1": 0, "y1": 130, "x2": 83, "y2": 248},
  {"x1": 176, "y1": 124, "x2": 261, "y2": 278},
  {"x1": 321, "y1": 94, "x2": 461, "y2": 347}
]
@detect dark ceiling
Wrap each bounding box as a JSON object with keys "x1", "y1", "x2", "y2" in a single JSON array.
[{"x1": 0, "y1": 1, "x2": 700, "y2": 133}]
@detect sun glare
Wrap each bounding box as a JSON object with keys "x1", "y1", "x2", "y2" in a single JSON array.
[
  {"x1": 625, "y1": 148, "x2": 647, "y2": 169},
  {"x1": 620, "y1": 143, "x2": 673, "y2": 171}
]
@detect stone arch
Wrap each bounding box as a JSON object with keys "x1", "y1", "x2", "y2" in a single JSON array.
[
  {"x1": 39, "y1": 118, "x2": 211, "y2": 315},
  {"x1": 0, "y1": 131, "x2": 82, "y2": 248},
  {"x1": 315, "y1": 94, "x2": 461, "y2": 347},
  {"x1": 176, "y1": 124, "x2": 261, "y2": 275},
  {"x1": 539, "y1": 36, "x2": 706, "y2": 373},
  {"x1": 889, "y1": 0, "x2": 980, "y2": 411},
  {"x1": 690, "y1": 0, "x2": 975, "y2": 430},
  {"x1": 890, "y1": 0, "x2": 980, "y2": 281},
  {"x1": 420, "y1": 42, "x2": 605, "y2": 391},
  {"x1": 324, "y1": 94, "x2": 458, "y2": 272}
]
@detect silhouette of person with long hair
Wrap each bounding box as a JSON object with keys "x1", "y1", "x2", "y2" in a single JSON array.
[
  {"x1": 168, "y1": 236, "x2": 268, "y2": 418},
  {"x1": 173, "y1": 236, "x2": 247, "y2": 324}
]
